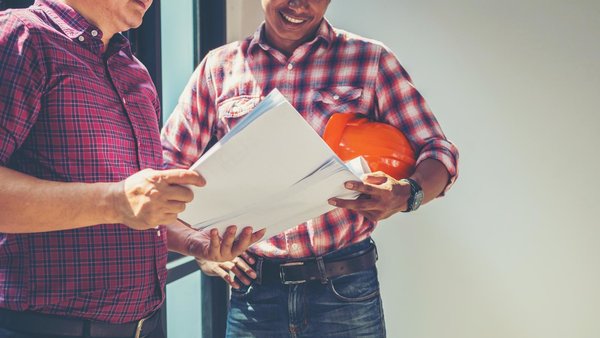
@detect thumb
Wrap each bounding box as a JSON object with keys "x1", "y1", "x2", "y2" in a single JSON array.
[
  {"x1": 162, "y1": 169, "x2": 206, "y2": 187},
  {"x1": 363, "y1": 171, "x2": 388, "y2": 185}
]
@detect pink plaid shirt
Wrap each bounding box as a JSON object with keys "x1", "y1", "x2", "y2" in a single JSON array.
[
  {"x1": 0, "y1": 1, "x2": 166, "y2": 322},
  {"x1": 161, "y1": 20, "x2": 459, "y2": 259}
]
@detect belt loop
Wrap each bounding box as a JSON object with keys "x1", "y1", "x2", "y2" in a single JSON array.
[
  {"x1": 255, "y1": 257, "x2": 264, "y2": 285},
  {"x1": 83, "y1": 321, "x2": 91, "y2": 338},
  {"x1": 315, "y1": 256, "x2": 328, "y2": 284}
]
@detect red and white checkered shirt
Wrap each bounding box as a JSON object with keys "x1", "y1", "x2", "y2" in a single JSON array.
[
  {"x1": 161, "y1": 19, "x2": 459, "y2": 259},
  {"x1": 0, "y1": 1, "x2": 166, "y2": 322}
]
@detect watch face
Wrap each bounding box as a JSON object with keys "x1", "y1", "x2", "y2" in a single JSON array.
[
  {"x1": 412, "y1": 189, "x2": 424, "y2": 210},
  {"x1": 401, "y1": 178, "x2": 423, "y2": 212}
]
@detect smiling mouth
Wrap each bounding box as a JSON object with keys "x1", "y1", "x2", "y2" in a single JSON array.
[{"x1": 280, "y1": 11, "x2": 307, "y2": 25}]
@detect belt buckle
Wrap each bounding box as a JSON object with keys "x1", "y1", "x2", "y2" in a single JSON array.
[
  {"x1": 134, "y1": 315, "x2": 149, "y2": 338},
  {"x1": 279, "y1": 261, "x2": 305, "y2": 285}
]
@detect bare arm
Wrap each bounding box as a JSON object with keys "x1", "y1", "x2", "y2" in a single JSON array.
[
  {"x1": 408, "y1": 158, "x2": 450, "y2": 205},
  {"x1": 0, "y1": 166, "x2": 205, "y2": 233}
]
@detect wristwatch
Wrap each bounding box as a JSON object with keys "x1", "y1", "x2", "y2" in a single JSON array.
[{"x1": 400, "y1": 178, "x2": 424, "y2": 212}]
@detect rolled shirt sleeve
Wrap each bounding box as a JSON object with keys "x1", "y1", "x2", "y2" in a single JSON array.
[
  {"x1": 375, "y1": 46, "x2": 459, "y2": 193},
  {"x1": 161, "y1": 55, "x2": 219, "y2": 170}
]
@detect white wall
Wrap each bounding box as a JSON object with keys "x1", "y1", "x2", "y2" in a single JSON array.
[
  {"x1": 226, "y1": 0, "x2": 264, "y2": 42},
  {"x1": 227, "y1": 1, "x2": 600, "y2": 337},
  {"x1": 326, "y1": 1, "x2": 600, "y2": 338}
]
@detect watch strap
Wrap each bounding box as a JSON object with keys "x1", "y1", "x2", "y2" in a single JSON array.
[{"x1": 401, "y1": 178, "x2": 423, "y2": 212}]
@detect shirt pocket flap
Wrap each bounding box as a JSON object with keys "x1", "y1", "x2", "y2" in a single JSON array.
[
  {"x1": 315, "y1": 86, "x2": 363, "y2": 105},
  {"x1": 217, "y1": 95, "x2": 261, "y2": 119}
]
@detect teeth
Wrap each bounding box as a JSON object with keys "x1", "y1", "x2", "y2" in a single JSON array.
[{"x1": 282, "y1": 13, "x2": 305, "y2": 24}]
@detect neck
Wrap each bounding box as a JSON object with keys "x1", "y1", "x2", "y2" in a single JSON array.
[{"x1": 60, "y1": 0, "x2": 116, "y2": 51}]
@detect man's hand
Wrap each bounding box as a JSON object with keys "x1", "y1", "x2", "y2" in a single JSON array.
[
  {"x1": 186, "y1": 225, "x2": 266, "y2": 262},
  {"x1": 111, "y1": 168, "x2": 205, "y2": 230},
  {"x1": 328, "y1": 171, "x2": 411, "y2": 221},
  {"x1": 197, "y1": 252, "x2": 257, "y2": 289}
]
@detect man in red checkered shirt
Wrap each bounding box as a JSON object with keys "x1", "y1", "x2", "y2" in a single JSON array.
[
  {"x1": 0, "y1": 1, "x2": 263, "y2": 338},
  {"x1": 161, "y1": 0, "x2": 459, "y2": 336}
]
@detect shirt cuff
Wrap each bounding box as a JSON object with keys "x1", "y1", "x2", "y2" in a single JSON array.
[{"x1": 415, "y1": 139, "x2": 459, "y2": 195}]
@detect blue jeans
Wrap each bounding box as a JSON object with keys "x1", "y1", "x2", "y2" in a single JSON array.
[{"x1": 226, "y1": 239, "x2": 386, "y2": 338}]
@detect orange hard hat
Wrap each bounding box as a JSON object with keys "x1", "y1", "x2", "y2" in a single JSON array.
[{"x1": 323, "y1": 113, "x2": 416, "y2": 180}]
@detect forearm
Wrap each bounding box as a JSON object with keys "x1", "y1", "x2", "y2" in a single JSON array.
[
  {"x1": 0, "y1": 166, "x2": 118, "y2": 233},
  {"x1": 410, "y1": 158, "x2": 450, "y2": 205}
]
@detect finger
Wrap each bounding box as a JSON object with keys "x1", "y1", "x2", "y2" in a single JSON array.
[
  {"x1": 344, "y1": 181, "x2": 381, "y2": 195},
  {"x1": 220, "y1": 225, "x2": 237, "y2": 258},
  {"x1": 234, "y1": 257, "x2": 257, "y2": 280},
  {"x1": 231, "y1": 227, "x2": 253, "y2": 257},
  {"x1": 230, "y1": 265, "x2": 252, "y2": 285},
  {"x1": 208, "y1": 228, "x2": 220, "y2": 259},
  {"x1": 328, "y1": 197, "x2": 379, "y2": 211},
  {"x1": 213, "y1": 264, "x2": 240, "y2": 289},
  {"x1": 164, "y1": 201, "x2": 186, "y2": 214},
  {"x1": 363, "y1": 173, "x2": 389, "y2": 185},
  {"x1": 250, "y1": 228, "x2": 266, "y2": 244},
  {"x1": 161, "y1": 169, "x2": 206, "y2": 187},
  {"x1": 162, "y1": 185, "x2": 195, "y2": 203},
  {"x1": 241, "y1": 251, "x2": 255, "y2": 265},
  {"x1": 196, "y1": 259, "x2": 219, "y2": 277}
]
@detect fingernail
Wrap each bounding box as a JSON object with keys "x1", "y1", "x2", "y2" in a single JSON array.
[
  {"x1": 328, "y1": 199, "x2": 337, "y2": 206},
  {"x1": 345, "y1": 182, "x2": 354, "y2": 189},
  {"x1": 248, "y1": 271, "x2": 257, "y2": 279}
]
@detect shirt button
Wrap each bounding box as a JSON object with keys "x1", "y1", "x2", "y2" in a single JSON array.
[
  {"x1": 91, "y1": 30, "x2": 98, "y2": 37},
  {"x1": 78, "y1": 35, "x2": 85, "y2": 42},
  {"x1": 287, "y1": 63, "x2": 294, "y2": 70},
  {"x1": 333, "y1": 94, "x2": 340, "y2": 100}
]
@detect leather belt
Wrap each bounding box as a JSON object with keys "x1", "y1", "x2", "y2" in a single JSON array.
[
  {"x1": 0, "y1": 308, "x2": 161, "y2": 338},
  {"x1": 257, "y1": 245, "x2": 378, "y2": 285}
]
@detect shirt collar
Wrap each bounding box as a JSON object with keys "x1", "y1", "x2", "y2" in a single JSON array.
[
  {"x1": 248, "y1": 18, "x2": 336, "y2": 55},
  {"x1": 35, "y1": 0, "x2": 132, "y2": 57},
  {"x1": 35, "y1": 0, "x2": 95, "y2": 40}
]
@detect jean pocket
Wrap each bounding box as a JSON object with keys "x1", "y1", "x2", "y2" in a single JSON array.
[{"x1": 328, "y1": 267, "x2": 380, "y2": 302}]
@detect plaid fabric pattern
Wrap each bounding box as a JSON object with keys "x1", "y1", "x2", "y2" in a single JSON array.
[
  {"x1": 0, "y1": 1, "x2": 167, "y2": 323},
  {"x1": 161, "y1": 20, "x2": 459, "y2": 259}
]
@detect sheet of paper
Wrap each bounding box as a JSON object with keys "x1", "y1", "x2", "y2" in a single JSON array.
[{"x1": 178, "y1": 89, "x2": 365, "y2": 240}]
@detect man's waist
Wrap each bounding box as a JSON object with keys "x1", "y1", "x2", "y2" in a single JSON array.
[
  {"x1": 0, "y1": 307, "x2": 162, "y2": 338},
  {"x1": 251, "y1": 238, "x2": 377, "y2": 285},
  {"x1": 0, "y1": 288, "x2": 164, "y2": 323}
]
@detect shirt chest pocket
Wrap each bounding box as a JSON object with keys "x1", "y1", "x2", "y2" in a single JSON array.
[
  {"x1": 310, "y1": 86, "x2": 366, "y2": 134},
  {"x1": 216, "y1": 95, "x2": 261, "y2": 135}
]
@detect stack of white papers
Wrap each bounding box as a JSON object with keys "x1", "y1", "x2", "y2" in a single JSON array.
[{"x1": 179, "y1": 89, "x2": 370, "y2": 240}]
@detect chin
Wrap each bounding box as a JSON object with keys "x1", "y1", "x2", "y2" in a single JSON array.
[{"x1": 124, "y1": 18, "x2": 144, "y2": 30}]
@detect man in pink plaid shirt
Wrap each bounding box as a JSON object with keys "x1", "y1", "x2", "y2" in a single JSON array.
[
  {"x1": 0, "y1": 1, "x2": 263, "y2": 337},
  {"x1": 161, "y1": 0, "x2": 459, "y2": 336}
]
